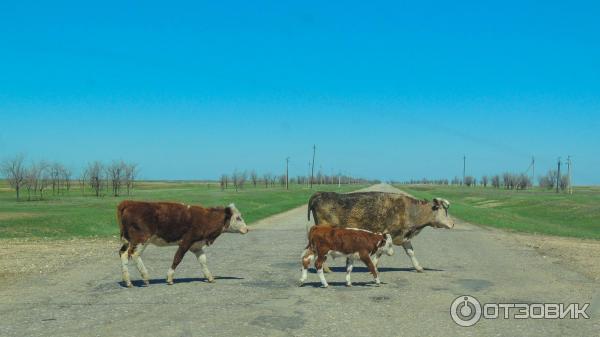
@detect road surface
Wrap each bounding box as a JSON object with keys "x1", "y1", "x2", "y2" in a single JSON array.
[{"x1": 0, "y1": 184, "x2": 598, "y2": 336}]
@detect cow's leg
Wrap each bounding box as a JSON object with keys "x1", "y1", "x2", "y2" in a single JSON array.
[
  {"x1": 191, "y1": 247, "x2": 214, "y2": 283},
  {"x1": 345, "y1": 257, "x2": 354, "y2": 287},
  {"x1": 167, "y1": 243, "x2": 191, "y2": 285},
  {"x1": 402, "y1": 241, "x2": 424, "y2": 272},
  {"x1": 371, "y1": 251, "x2": 383, "y2": 269},
  {"x1": 132, "y1": 244, "x2": 149, "y2": 286},
  {"x1": 314, "y1": 254, "x2": 329, "y2": 288},
  {"x1": 299, "y1": 248, "x2": 314, "y2": 286},
  {"x1": 359, "y1": 251, "x2": 380, "y2": 285},
  {"x1": 119, "y1": 243, "x2": 133, "y2": 288}
]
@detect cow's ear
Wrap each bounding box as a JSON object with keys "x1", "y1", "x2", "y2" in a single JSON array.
[{"x1": 225, "y1": 206, "x2": 233, "y2": 217}]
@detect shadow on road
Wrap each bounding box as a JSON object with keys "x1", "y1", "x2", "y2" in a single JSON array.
[
  {"x1": 315, "y1": 266, "x2": 444, "y2": 273},
  {"x1": 299, "y1": 281, "x2": 383, "y2": 288},
  {"x1": 119, "y1": 276, "x2": 244, "y2": 288}
]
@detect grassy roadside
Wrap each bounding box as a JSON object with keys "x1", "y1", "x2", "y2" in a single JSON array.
[
  {"x1": 0, "y1": 182, "x2": 367, "y2": 239},
  {"x1": 395, "y1": 184, "x2": 600, "y2": 240}
]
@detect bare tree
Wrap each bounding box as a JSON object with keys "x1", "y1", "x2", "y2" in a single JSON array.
[
  {"x1": 481, "y1": 176, "x2": 488, "y2": 187},
  {"x1": 1, "y1": 155, "x2": 26, "y2": 200},
  {"x1": 38, "y1": 162, "x2": 50, "y2": 199},
  {"x1": 464, "y1": 176, "x2": 474, "y2": 187},
  {"x1": 62, "y1": 167, "x2": 72, "y2": 192},
  {"x1": 250, "y1": 170, "x2": 258, "y2": 187},
  {"x1": 107, "y1": 160, "x2": 126, "y2": 197},
  {"x1": 539, "y1": 170, "x2": 557, "y2": 189},
  {"x1": 87, "y1": 161, "x2": 103, "y2": 197},
  {"x1": 123, "y1": 163, "x2": 137, "y2": 195},
  {"x1": 263, "y1": 173, "x2": 271, "y2": 188},
  {"x1": 79, "y1": 169, "x2": 88, "y2": 195},
  {"x1": 220, "y1": 174, "x2": 228, "y2": 191},
  {"x1": 491, "y1": 175, "x2": 500, "y2": 188},
  {"x1": 232, "y1": 171, "x2": 239, "y2": 192}
]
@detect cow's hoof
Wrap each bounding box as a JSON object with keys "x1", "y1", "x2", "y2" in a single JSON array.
[
  {"x1": 346, "y1": 284, "x2": 352, "y2": 287},
  {"x1": 142, "y1": 280, "x2": 150, "y2": 287},
  {"x1": 323, "y1": 267, "x2": 332, "y2": 273},
  {"x1": 126, "y1": 282, "x2": 133, "y2": 288},
  {"x1": 207, "y1": 278, "x2": 215, "y2": 283},
  {"x1": 415, "y1": 267, "x2": 424, "y2": 273},
  {"x1": 167, "y1": 280, "x2": 174, "y2": 285},
  {"x1": 298, "y1": 281, "x2": 304, "y2": 287},
  {"x1": 320, "y1": 285, "x2": 329, "y2": 289}
]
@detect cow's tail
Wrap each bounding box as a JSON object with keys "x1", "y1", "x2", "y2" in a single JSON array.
[{"x1": 117, "y1": 202, "x2": 128, "y2": 241}]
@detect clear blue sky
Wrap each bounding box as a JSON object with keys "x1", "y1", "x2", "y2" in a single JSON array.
[{"x1": 1, "y1": 1, "x2": 599, "y2": 184}]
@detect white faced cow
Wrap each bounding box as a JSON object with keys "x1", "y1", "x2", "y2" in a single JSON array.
[{"x1": 117, "y1": 200, "x2": 248, "y2": 287}]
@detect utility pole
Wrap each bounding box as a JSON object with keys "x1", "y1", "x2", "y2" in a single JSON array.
[
  {"x1": 310, "y1": 145, "x2": 316, "y2": 189},
  {"x1": 532, "y1": 156, "x2": 535, "y2": 184},
  {"x1": 567, "y1": 156, "x2": 572, "y2": 194},
  {"x1": 338, "y1": 171, "x2": 341, "y2": 188},
  {"x1": 556, "y1": 157, "x2": 561, "y2": 193},
  {"x1": 462, "y1": 155, "x2": 466, "y2": 186},
  {"x1": 285, "y1": 157, "x2": 290, "y2": 190}
]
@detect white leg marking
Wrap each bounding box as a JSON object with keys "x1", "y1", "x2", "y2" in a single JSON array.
[
  {"x1": 132, "y1": 244, "x2": 149, "y2": 285},
  {"x1": 120, "y1": 251, "x2": 132, "y2": 288},
  {"x1": 345, "y1": 259, "x2": 354, "y2": 287},
  {"x1": 317, "y1": 268, "x2": 329, "y2": 288},
  {"x1": 299, "y1": 250, "x2": 313, "y2": 286},
  {"x1": 403, "y1": 241, "x2": 424, "y2": 272},
  {"x1": 167, "y1": 268, "x2": 175, "y2": 285},
  {"x1": 193, "y1": 248, "x2": 214, "y2": 283}
]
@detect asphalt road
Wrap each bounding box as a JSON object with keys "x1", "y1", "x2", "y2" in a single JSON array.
[{"x1": 0, "y1": 184, "x2": 598, "y2": 337}]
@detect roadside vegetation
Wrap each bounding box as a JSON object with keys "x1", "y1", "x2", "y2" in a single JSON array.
[
  {"x1": 396, "y1": 184, "x2": 600, "y2": 240},
  {"x1": 0, "y1": 180, "x2": 367, "y2": 239}
]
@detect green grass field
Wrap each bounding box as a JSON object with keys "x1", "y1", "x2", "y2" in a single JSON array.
[
  {"x1": 0, "y1": 181, "x2": 367, "y2": 239},
  {"x1": 396, "y1": 185, "x2": 600, "y2": 240}
]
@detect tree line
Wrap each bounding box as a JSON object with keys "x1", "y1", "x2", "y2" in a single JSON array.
[
  {"x1": 1, "y1": 155, "x2": 137, "y2": 201},
  {"x1": 220, "y1": 169, "x2": 378, "y2": 191},
  {"x1": 398, "y1": 170, "x2": 571, "y2": 191}
]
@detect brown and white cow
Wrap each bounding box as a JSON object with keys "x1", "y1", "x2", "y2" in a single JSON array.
[
  {"x1": 308, "y1": 191, "x2": 453, "y2": 273},
  {"x1": 299, "y1": 225, "x2": 394, "y2": 288},
  {"x1": 117, "y1": 200, "x2": 248, "y2": 287}
]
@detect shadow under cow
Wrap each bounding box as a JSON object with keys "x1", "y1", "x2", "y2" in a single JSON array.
[
  {"x1": 119, "y1": 276, "x2": 244, "y2": 288},
  {"x1": 315, "y1": 266, "x2": 444, "y2": 273}
]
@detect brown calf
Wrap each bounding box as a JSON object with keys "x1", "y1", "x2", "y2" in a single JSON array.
[
  {"x1": 299, "y1": 225, "x2": 394, "y2": 287},
  {"x1": 117, "y1": 200, "x2": 248, "y2": 287}
]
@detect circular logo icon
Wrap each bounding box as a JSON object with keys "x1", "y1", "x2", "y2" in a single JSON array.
[{"x1": 451, "y1": 295, "x2": 482, "y2": 327}]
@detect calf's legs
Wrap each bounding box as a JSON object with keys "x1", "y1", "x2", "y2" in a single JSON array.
[
  {"x1": 119, "y1": 243, "x2": 133, "y2": 288},
  {"x1": 191, "y1": 247, "x2": 214, "y2": 283},
  {"x1": 131, "y1": 244, "x2": 149, "y2": 286},
  {"x1": 299, "y1": 249, "x2": 314, "y2": 286},
  {"x1": 359, "y1": 251, "x2": 381, "y2": 285},
  {"x1": 345, "y1": 258, "x2": 354, "y2": 287},
  {"x1": 315, "y1": 254, "x2": 329, "y2": 288},
  {"x1": 167, "y1": 243, "x2": 191, "y2": 285},
  {"x1": 402, "y1": 241, "x2": 424, "y2": 272}
]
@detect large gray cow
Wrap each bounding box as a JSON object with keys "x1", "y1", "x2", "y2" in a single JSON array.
[{"x1": 307, "y1": 191, "x2": 453, "y2": 272}]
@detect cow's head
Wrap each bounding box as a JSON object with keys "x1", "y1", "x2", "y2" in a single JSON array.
[
  {"x1": 431, "y1": 198, "x2": 454, "y2": 229},
  {"x1": 377, "y1": 233, "x2": 394, "y2": 256},
  {"x1": 226, "y1": 203, "x2": 249, "y2": 234}
]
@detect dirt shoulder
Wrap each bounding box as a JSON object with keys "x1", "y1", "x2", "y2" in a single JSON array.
[
  {"x1": 509, "y1": 232, "x2": 600, "y2": 281},
  {"x1": 0, "y1": 237, "x2": 118, "y2": 282}
]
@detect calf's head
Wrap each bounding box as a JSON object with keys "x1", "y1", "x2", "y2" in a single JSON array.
[
  {"x1": 226, "y1": 203, "x2": 249, "y2": 234},
  {"x1": 430, "y1": 198, "x2": 454, "y2": 229},
  {"x1": 377, "y1": 233, "x2": 394, "y2": 256}
]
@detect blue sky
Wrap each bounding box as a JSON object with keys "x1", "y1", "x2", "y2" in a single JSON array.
[{"x1": 1, "y1": 1, "x2": 599, "y2": 184}]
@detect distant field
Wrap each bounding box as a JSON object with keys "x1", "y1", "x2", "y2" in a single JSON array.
[
  {"x1": 396, "y1": 185, "x2": 600, "y2": 240},
  {"x1": 0, "y1": 181, "x2": 367, "y2": 239}
]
